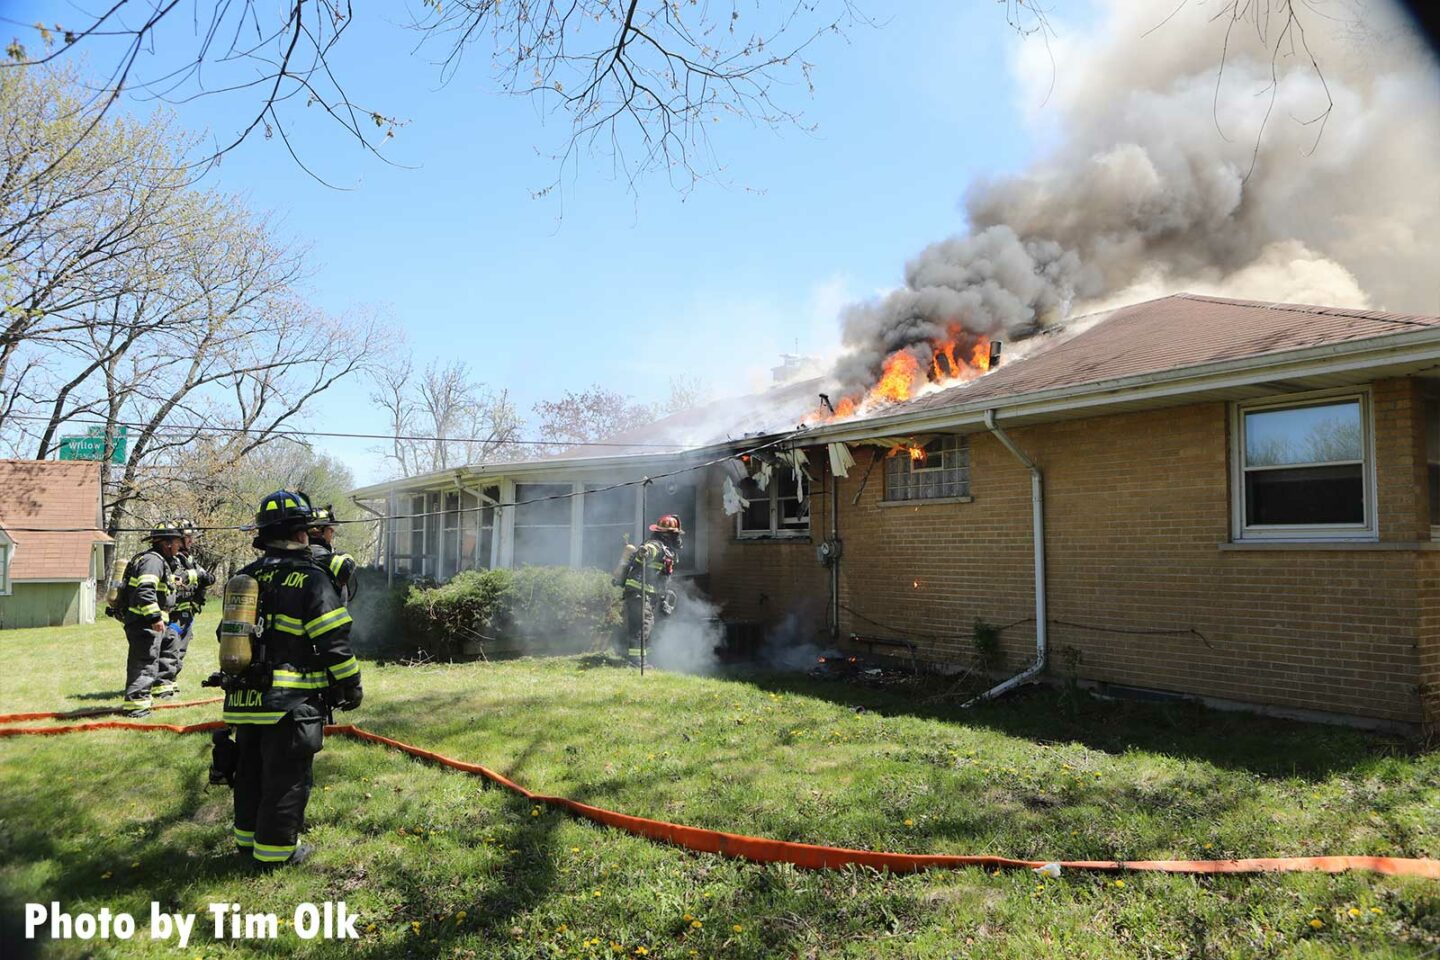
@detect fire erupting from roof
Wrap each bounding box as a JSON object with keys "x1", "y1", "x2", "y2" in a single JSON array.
[{"x1": 815, "y1": 0, "x2": 1439, "y2": 422}]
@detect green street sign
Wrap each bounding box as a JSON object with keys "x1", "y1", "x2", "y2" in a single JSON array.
[
  {"x1": 84, "y1": 425, "x2": 127, "y2": 440},
  {"x1": 58, "y1": 433, "x2": 126, "y2": 463}
]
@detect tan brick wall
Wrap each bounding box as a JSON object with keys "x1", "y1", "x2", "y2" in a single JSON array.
[{"x1": 706, "y1": 379, "x2": 1432, "y2": 726}]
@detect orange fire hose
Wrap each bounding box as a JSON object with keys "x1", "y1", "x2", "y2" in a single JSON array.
[{"x1": 1, "y1": 709, "x2": 1436, "y2": 879}]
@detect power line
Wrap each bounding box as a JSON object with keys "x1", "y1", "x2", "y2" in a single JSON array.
[
  {"x1": 2, "y1": 430, "x2": 814, "y2": 534},
  {"x1": 2, "y1": 413, "x2": 690, "y2": 449}
]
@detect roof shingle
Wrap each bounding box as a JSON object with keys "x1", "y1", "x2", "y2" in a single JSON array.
[{"x1": 0, "y1": 460, "x2": 112, "y2": 581}]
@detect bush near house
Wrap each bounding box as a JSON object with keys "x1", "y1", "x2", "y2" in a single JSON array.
[{"x1": 404, "y1": 566, "x2": 621, "y2": 659}]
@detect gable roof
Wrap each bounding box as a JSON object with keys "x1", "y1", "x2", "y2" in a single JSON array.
[
  {"x1": 884, "y1": 294, "x2": 1440, "y2": 418},
  {"x1": 0, "y1": 460, "x2": 112, "y2": 581}
]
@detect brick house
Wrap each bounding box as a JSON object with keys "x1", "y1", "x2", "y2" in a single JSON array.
[
  {"x1": 352, "y1": 294, "x2": 1440, "y2": 732},
  {"x1": 0, "y1": 460, "x2": 113, "y2": 628}
]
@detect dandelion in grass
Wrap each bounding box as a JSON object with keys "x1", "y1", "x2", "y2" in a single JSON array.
[
  {"x1": 1112, "y1": 880, "x2": 1124, "y2": 888},
  {"x1": 531, "y1": 807, "x2": 541, "y2": 817},
  {"x1": 1309, "y1": 919, "x2": 1325, "y2": 929},
  {"x1": 1347, "y1": 908, "x2": 1362, "y2": 918},
  {"x1": 1370, "y1": 907, "x2": 1383, "y2": 915},
  {"x1": 690, "y1": 920, "x2": 703, "y2": 929},
  {"x1": 733, "y1": 924, "x2": 744, "y2": 933},
  {"x1": 904, "y1": 818, "x2": 915, "y2": 827},
  {"x1": 411, "y1": 921, "x2": 422, "y2": 934}
]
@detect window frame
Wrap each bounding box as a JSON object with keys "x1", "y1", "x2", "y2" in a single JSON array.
[
  {"x1": 735, "y1": 468, "x2": 811, "y2": 541},
  {"x1": 1230, "y1": 387, "x2": 1377, "y2": 543},
  {"x1": 0, "y1": 536, "x2": 12, "y2": 596}
]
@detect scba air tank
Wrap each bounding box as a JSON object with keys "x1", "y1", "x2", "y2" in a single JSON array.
[
  {"x1": 218, "y1": 574, "x2": 260, "y2": 674},
  {"x1": 104, "y1": 555, "x2": 127, "y2": 611}
]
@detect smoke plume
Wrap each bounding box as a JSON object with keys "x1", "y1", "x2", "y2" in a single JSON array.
[
  {"x1": 833, "y1": 0, "x2": 1440, "y2": 397},
  {"x1": 645, "y1": 579, "x2": 724, "y2": 675}
]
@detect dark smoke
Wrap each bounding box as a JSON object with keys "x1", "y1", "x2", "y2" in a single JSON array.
[{"x1": 831, "y1": 0, "x2": 1440, "y2": 403}]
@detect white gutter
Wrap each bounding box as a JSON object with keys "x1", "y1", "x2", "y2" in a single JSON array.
[{"x1": 964, "y1": 409, "x2": 1047, "y2": 708}]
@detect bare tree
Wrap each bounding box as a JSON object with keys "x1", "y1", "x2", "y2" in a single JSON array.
[
  {"x1": 0, "y1": 66, "x2": 386, "y2": 535},
  {"x1": 2, "y1": 2, "x2": 863, "y2": 190},
  {"x1": 370, "y1": 352, "x2": 523, "y2": 478},
  {"x1": 533, "y1": 377, "x2": 702, "y2": 449}
]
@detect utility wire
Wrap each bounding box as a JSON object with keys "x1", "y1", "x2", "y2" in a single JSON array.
[
  {"x1": 2, "y1": 413, "x2": 689, "y2": 449},
  {"x1": 4, "y1": 429, "x2": 814, "y2": 534}
]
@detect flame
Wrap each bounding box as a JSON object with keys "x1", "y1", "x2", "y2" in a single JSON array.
[
  {"x1": 818, "y1": 330, "x2": 996, "y2": 421},
  {"x1": 907, "y1": 444, "x2": 927, "y2": 463},
  {"x1": 873, "y1": 351, "x2": 922, "y2": 404}
]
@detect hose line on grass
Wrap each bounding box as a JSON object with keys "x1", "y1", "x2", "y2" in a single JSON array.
[{"x1": 1, "y1": 710, "x2": 1434, "y2": 880}]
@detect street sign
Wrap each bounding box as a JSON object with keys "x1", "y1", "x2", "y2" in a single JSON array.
[
  {"x1": 84, "y1": 425, "x2": 127, "y2": 439},
  {"x1": 58, "y1": 430, "x2": 126, "y2": 463}
]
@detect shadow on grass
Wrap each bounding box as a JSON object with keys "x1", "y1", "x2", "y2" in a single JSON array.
[
  {"x1": 732, "y1": 670, "x2": 1416, "y2": 782},
  {"x1": 66, "y1": 689, "x2": 125, "y2": 702}
]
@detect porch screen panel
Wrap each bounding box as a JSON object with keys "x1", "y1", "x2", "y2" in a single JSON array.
[
  {"x1": 646, "y1": 480, "x2": 699, "y2": 573},
  {"x1": 582, "y1": 484, "x2": 636, "y2": 570},
  {"x1": 513, "y1": 483, "x2": 574, "y2": 567}
]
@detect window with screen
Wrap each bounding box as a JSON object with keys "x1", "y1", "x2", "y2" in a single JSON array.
[
  {"x1": 513, "y1": 482, "x2": 574, "y2": 567},
  {"x1": 1234, "y1": 393, "x2": 1373, "y2": 539}
]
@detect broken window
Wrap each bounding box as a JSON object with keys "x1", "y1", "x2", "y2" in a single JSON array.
[
  {"x1": 883, "y1": 435, "x2": 970, "y2": 502},
  {"x1": 737, "y1": 468, "x2": 809, "y2": 539},
  {"x1": 1234, "y1": 392, "x2": 1373, "y2": 539}
]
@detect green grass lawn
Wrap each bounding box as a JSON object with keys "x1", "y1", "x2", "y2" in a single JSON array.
[{"x1": 1, "y1": 616, "x2": 1437, "y2": 959}]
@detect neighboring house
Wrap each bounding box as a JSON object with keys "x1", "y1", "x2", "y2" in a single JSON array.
[
  {"x1": 0, "y1": 460, "x2": 113, "y2": 629},
  {"x1": 352, "y1": 294, "x2": 1440, "y2": 733}
]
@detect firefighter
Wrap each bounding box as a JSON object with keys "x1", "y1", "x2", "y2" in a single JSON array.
[
  {"x1": 617, "y1": 514, "x2": 683, "y2": 659},
  {"x1": 223, "y1": 490, "x2": 362, "y2": 868},
  {"x1": 306, "y1": 504, "x2": 357, "y2": 601},
  {"x1": 115, "y1": 522, "x2": 184, "y2": 718},
  {"x1": 153, "y1": 518, "x2": 215, "y2": 699}
]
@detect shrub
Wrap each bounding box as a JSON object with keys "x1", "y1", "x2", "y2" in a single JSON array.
[{"x1": 403, "y1": 566, "x2": 621, "y2": 660}]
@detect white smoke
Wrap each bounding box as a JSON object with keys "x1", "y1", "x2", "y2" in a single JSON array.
[
  {"x1": 645, "y1": 579, "x2": 724, "y2": 675},
  {"x1": 833, "y1": 0, "x2": 1440, "y2": 396}
]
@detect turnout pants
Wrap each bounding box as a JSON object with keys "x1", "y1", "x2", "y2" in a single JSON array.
[
  {"x1": 621, "y1": 592, "x2": 655, "y2": 657},
  {"x1": 155, "y1": 616, "x2": 194, "y2": 688},
  {"x1": 122, "y1": 624, "x2": 163, "y2": 709},
  {"x1": 232, "y1": 701, "x2": 326, "y2": 864}
]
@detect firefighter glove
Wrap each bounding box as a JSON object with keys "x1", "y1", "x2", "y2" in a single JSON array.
[
  {"x1": 334, "y1": 680, "x2": 363, "y2": 712},
  {"x1": 660, "y1": 590, "x2": 677, "y2": 617}
]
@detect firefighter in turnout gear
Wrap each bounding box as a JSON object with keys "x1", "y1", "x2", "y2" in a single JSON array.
[
  {"x1": 153, "y1": 519, "x2": 215, "y2": 699},
  {"x1": 220, "y1": 490, "x2": 362, "y2": 868},
  {"x1": 306, "y1": 505, "x2": 357, "y2": 601},
  {"x1": 617, "y1": 514, "x2": 683, "y2": 659},
  {"x1": 115, "y1": 523, "x2": 185, "y2": 717}
]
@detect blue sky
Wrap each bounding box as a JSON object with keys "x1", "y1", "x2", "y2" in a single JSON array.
[{"x1": 17, "y1": 2, "x2": 1093, "y2": 484}]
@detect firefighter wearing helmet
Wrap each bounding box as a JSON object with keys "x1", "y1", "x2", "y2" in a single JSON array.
[
  {"x1": 217, "y1": 490, "x2": 362, "y2": 868},
  {"x1": 307, "y1": 504, "x2": 357, "y2": 601},
  {"x1": 153, "y1": 518, "x2": 215, "y2": 700},
  {"x1": 113, "y1": 521, "x2": 185, "y2": 717},
  {"x1": 616, "y1": 514, "x2": 684, "y2": 659}
]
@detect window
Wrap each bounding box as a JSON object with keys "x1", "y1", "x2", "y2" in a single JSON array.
[
  {"x1": 0, "y1": 540, "x2": 10, "y2": 596},
  {"x1": 884, "y1": 435, "x2": 970, "y2": 502},
  {"x1": 582, "y1": 485, "x2": 636, "y2": 570},
  {"x1": 736, "y1": 468, "x2": 810, "y2": 539},
  {"x1": 1427, "y1": 399, "x2": 1440, "y2": 536},
  {"x1": 1233, "y1": 392, "x2": 1374, "y2": 540},
  {"x1": 514, "y1": 482, "x2": 574, "y2": 566},
  {"x1": 440, "y1": 492, "x2": 462, "y2": 580},
  {"x1": 461, "y1": 486, "x2": 498, "y2": 570}
]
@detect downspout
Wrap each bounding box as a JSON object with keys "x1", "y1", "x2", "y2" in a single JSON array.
[
  {"x1": 964, "y1": 409, "x2": 1048, "y2": 707},
  {"x1": 830, "y1": 456, "x2": 841, "y2": 641}
]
